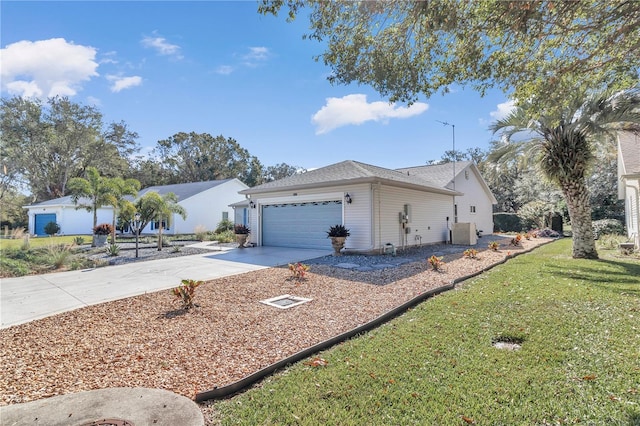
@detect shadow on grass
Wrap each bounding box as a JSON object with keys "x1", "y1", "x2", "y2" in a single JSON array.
[
  {"x1": 543, "y1": 257, "x2": 640, "y2": 297},
  {"x1": 627, "y1": 409, "x2": 640, "y2": 426}
]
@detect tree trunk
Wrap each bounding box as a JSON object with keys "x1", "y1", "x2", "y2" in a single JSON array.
[
  {"x1": 157, "y1": 217, "x2": 163, "y2": 251},
  {"x1": 91, "y1": 208, "x2": 98, "y2": 247},
  {"x1": 561, "y1": 178, "x2": 598, "y2": 259}
]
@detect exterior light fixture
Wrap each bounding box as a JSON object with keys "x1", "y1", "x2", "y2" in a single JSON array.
[
  {"x1": 345, "y1": 193, "x2": 353, "y2": 204},
  {"x1": 130, "y1": 212, "x2": 143, "y2": 258},
  {"x1": 249, "y1": 200, "x2": 256, "y2": 209}
]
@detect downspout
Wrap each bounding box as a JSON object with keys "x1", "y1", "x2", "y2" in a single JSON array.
[{"x1": 628, "y1": 182, "x2": 640, "y2": 249}]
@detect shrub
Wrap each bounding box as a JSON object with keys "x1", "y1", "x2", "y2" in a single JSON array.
[
  {"x1": 510, "y1": 234, "x2": 523, "y2": 246},
  {"x1": 73, "y1": 236, "x2": 85, "y2": 246},
  {"x1": 488, "y1": 241, "x2": 500, "y2": 251},
  {"x1": 93, "y1": 223, "x2": 114, "y2": 235},
  {"x1": 212, "y1": 229, "x2": 235, "y2": 243},
  {"x1": 194, "y1": 224, "x2": 209, "y2": 241},
  {"x1": 171, "y1": 245, "x2": 182, "y2": 253},
  {"x1": 44, "y1": 221, "x2": 60, "y2": 236},
  {"x1": 11, "y1": 227, "x2": 26, "y2": 239},
  {"x1": 106, "y1": 243, "x2": 120, "y2": 256},
  {"x1": 463, "y1": 249, "x2": 478, "y2": 259},
  {"x1": 47, "y1": 244, "x2": 71, "y2": 269},
  {"x1": 327, "y1": 224, "x2": 350, "y2": 238},
  {"x1": 171, "y1": 279, "x2": 203, "y2": 310},
  {"x1": 215, "y1": 219, "x2": 234, "y2": 234},
  {"x1": 234, "y1": 224, "x2": 250, "y2": 234},
  {"x1": 427, "y1": 255, "x2": 445, "y2": 271},
  {"x1": 289, "y1": 262, "x2": 310, "y2": 280},
  {"x1": 493, "y1": 213, "x2": 523, "y2": 233},
  {"x1": 596, "y1": 234, "x2": 627, "y2": 250},
  {"x1": 592, "y1": 219, "x2": 624, "y2": 239},
  {"x1": 534, "y1": 228, "x2": 560, "y2": 238}
]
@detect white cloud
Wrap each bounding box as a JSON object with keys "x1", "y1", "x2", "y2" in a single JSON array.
[
  {"x1": 242, "y1": 46, "x2": 269, "y2": 66},
  {"x1": 312, "y1": 94, "x2": 429, "y2": 135},
  {"x1": 489, "y1": 100, "x2": 516, "y2": 121},
  {"x1": 0, "y1": 38, "x2": 99, "y2": 98},
  {"x1": 141, "y1": 33, "x2": 182, "y2": 58},
  {"x1": 216, "y1": 65, "x2": 234, "y2": 75},
  {"x1": 107, "y1": 75, "x2": 142, "y2": 92}
]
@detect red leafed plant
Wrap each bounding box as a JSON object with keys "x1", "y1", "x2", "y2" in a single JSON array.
[
  {"x1": 427, "y1": 255, "x2": 445, "y2": 271},
  {"x1": 171, "y1": 279, "x2": 203, "y2": 310},
  {"x1": 288, "y1": 262, "x2": 310, "y2": 280}
]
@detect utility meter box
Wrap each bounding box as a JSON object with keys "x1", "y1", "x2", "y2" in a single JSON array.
[{"x1": 452, "y1": 222, "x2": 477, "y2": 245}]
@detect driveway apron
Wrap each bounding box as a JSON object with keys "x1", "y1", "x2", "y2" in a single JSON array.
[{"x1": 1, "y1": 246, "x2": 330, "y2": 328}]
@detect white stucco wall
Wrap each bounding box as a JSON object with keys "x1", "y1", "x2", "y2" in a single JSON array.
[{"x1": 27, "y1": 205, "x2": 114, "y2": 235}]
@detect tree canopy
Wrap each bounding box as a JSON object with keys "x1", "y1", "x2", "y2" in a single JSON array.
[
  {"x1": 260, "y1": 0, "x2": 640, "y2": 110},
  {"x1": 489, "y1": 88, "x2": 640, "y2": 258},
  {"x1": 0, "y1": 96, "x2": 139, "y2": 201}
]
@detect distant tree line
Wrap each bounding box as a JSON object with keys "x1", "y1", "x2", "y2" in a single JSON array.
[{"x1": 0, "y1": 96, "x2": 305, "y2": 228}]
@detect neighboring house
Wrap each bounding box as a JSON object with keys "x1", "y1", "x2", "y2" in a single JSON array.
[
  {"x1": 24, "y1": 178, "x2": 248, "y2": 236},
  {"x1": 618, "y1": 131, "x2": 640, "y2": 249},
  {"x1": 239, "y1": 160, "x2": 496, "y2": 252}
]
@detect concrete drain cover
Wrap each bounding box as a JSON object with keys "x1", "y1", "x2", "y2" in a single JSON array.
[
  {"x1": 260, "y1": 294, "x2": 312, "y2": 309},
  {"x1": 492, "y1": 335, "x2": 524, "y2": 351},
  {"x1": 83, "y1": 420, "x2": 134, "y2": 426}
]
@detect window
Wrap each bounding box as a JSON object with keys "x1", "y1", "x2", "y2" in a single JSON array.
[
  {"x1": 150, "y1": 220, "x2": 169, "y2": 231},
  {"x1": 470, "y1": 206, "x2": 476, "y2": 214},
  {"x1": 222, "y1": 211, "x2": 229, "y2": 221}
]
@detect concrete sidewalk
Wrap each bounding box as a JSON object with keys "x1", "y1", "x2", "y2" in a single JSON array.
[
  {"x1": 0, "y1": 387, "x2": 204, "y2": 426},
  {"x1": 1, "y1": 245, "x2": 330, "y2": 328}
]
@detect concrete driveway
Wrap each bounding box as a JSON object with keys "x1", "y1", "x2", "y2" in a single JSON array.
[{"x1": 1, "y1": 246, "x2": 330, "y2": 329}]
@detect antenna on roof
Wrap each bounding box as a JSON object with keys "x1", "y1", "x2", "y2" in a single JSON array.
[{"x1": 436, "y1": 120, "x2": 456, "y2": 224}]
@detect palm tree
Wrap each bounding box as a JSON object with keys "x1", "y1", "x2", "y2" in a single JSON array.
[
  {"x1": 135, "y1": 191, "x2": 187, "y2": 251},
  {"x1": 490, "y1": 88, "x2": 640, "y2": 259},
  {"x1": 68, "y1": 167, "x2": 114, "y2": 247},
  {"x1": 104, "y1": 177, "x2": 140, "y2": 244}
]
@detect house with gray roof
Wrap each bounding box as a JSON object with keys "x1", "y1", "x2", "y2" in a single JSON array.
[
  {"x1": 618, "y1": 131, "x2": 640, "y2": 249},
  {"x1": 239, "y1": 160, "x2": 496, "y2": 252},
  {"x1": 24, "y1": 178, "x2": 248, "y2": 236}
]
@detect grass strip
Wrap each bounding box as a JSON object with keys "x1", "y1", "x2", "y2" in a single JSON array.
[{"x1": 213, "y1": 239, "x2": 640, "y2": 425}]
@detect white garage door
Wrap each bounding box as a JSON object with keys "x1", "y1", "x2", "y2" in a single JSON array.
[{"x1": 262, "y1": 201, "x2": 342, "y2": 249}]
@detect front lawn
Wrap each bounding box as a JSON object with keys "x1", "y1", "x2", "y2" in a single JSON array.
[{"x1": 212, "y1": 239, "x2": 640, "y2": 425}]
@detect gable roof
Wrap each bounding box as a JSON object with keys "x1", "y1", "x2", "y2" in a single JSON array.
[
  {"x1": 397, "y1": 161, "x2": 497, "y2": 204},
  {"x1": 619, "y1": 131, "x2": 640, "y2": 177},
  {"x1": 137, "y1": 179, "x2": 239, "y2": 201},
  {"x1": 25, "y1": 179, "x2": 241, "y2": 208},
  {"x1": 241, "y1": 160, "x2": 461, "y2": 196},
  {"x1": 396, "y1": 161, "x2": 473, "y2": 188}
]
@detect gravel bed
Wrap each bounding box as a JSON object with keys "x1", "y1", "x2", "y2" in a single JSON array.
[
  {"x1": 0, "y1": 236, "x2": 552, "y2": 422},
  {"x1": 82, "y1": 241, "x2": 231, "y2": 266}
]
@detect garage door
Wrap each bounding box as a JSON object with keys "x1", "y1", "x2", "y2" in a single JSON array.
[
  {"x1": 262, "y1": 201, "x2": 342, "y2": 249},
  {"x1": 34, "y1": 213, "x2": 57, "y2": 235}
]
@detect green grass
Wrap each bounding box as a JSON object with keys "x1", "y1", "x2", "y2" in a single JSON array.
[
  {"x1": 213, "y1": 239, "x2": 640, "y2": 425},
  {"x1": 0, "y1": 234, "x2": 92, "y2": 250}
]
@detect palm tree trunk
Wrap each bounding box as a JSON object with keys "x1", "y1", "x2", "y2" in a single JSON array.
[{"x1": 561, "y1": 178, "x2": 598, "y2": 259}]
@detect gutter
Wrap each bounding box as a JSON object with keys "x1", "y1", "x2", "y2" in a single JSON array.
[{"x1": 194, "y1": 240, "x2": 554, "y2": 403}]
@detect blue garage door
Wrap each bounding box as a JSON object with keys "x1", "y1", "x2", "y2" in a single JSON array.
[
  {"x1": 34, "y1": 213, "x2": 57, "y2": 235},
  {"x1": 262, "y1": 201, "x2": 342, "y2": 249}
]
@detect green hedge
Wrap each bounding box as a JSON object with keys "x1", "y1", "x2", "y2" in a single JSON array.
[{"x1": 493, "y1": 213, "x2": 523, "y2": 233}]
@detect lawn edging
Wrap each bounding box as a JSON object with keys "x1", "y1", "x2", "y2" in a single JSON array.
[{"x1": 195, "y1": 238, "x2": 558, "y2": 403}]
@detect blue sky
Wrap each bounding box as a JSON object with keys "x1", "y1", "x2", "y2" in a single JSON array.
[{"x1": 1, "y1": 1, "x2": 515, "y2": 171}]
